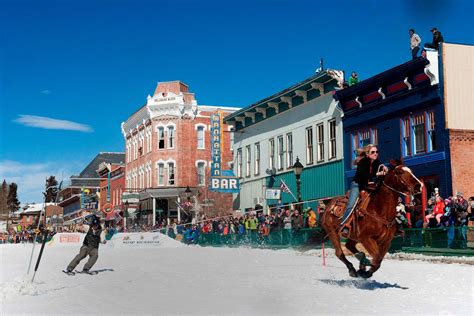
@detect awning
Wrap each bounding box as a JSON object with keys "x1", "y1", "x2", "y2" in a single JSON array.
[{"x1": 139, "y1": 187, "x2": 192, "y2": 199}]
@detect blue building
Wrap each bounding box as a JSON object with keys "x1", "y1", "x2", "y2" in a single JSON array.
[{"x1": 335, "y1": 43, "x2": 474, "y2": 215}]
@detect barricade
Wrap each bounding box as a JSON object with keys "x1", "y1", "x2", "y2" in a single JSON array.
[{"x1": 171, "y1": 226, "x2": 474, "y2": 256}]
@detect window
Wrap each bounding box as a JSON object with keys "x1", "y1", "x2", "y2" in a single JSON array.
[
  {"x1": 329, "y1": 120, "x2": 336, "y2": 159},
  {"x1": 245, "y1": 145, "x2": 251, "y2": 177},
  {"x1": 401, "y1": 111, "x2": 435, "y2": 157},
  {"x1": 413, "y1": 114, "x2": 426, "y2": 154},
  {"x1": 168, "y1": 162, "x2": 175, "y2": 185},
  {"x1": 269, "y1": 139, "x2": 275, "y2": 170},
  {"x1": 167, "y1": 126, "x2": 175, "y2": 149},
  {"x1": 254, "y1": 142, "x2": 260, "y2": 175},
  {"x1": 306, "y1": 127, "x2": 314, "y2": 165},
  {"x1": 277, "y1": 136, "x2": 284, "y2": 170},
  {"x1": 286, "y1": 133, "x2": 293, "y2": 168},
  {"x1": 317, "y1": 124, "x2": 324, "y2": 162},
  {"x1": 237, "y1": 148, "x2": 242, "y2": 177},
  {"x1": 197, "y1": 126, "x2": 205, "y2": 149},
  {"x1": 197, "y1": 162, "x2": 205, "y2": 185},
  {"x1": 158, "y1": 163, "x2": 165, "y2": 186},
  {"x1": 351, "y1": 127, "x2": 378, "y2": 161},
  {"x1": 157, "y1": 127, "x2": 165, "y2": 149},
  {"x1": 427, "y1": 111, "x2": 436, "y2": 151},
  {"x1": 402, "y1": 118, "x2": 412, "y2": 156},
  {"x1": 229, "y1": 126, "x2": 235, "y2": 150}
]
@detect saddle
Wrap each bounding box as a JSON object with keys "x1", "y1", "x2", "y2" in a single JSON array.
[{"x1": 336, "y1": 190, "x2": 374, "y2": 238}]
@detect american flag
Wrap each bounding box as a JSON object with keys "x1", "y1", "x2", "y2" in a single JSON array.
[{"x1": 279, "y1": 180, "x2": 291, "y2": 193}]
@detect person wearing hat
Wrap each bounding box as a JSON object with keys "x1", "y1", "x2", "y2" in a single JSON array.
[
  {"x1": 424, "y1": 27, "x2": 444, "y2": 50},
  {"x1": 64, "y1": 216, "x2": 107, "y2": 275}
]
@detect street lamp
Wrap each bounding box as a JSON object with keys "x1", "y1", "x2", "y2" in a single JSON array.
[
  {"x1": 123, "y1": 201, "x2": 129, "y2": 232},
  {"x1": 292, "y1": 157, "x2": 304, "y2": 211},
  {"x1": 184, "y1": 186, "x2": 192, "y2": 202}
]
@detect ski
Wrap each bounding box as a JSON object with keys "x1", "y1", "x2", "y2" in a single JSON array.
[
  {"x1": 62, "y1": 270, "x2": 75, "y2": 276},
  {"x1": 74, "y1": 270, "x2": 98, "y2": 275}
]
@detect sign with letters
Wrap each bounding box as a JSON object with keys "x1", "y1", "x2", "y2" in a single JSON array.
[
  {"x1": 209, "y1": 111, "x2": 239, "y2": 193},
  {"x1": 265, "y1": 189, "x2": 281, "y2": 200}
]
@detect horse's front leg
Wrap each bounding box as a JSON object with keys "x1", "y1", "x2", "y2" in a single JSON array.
[
  {"x1": 358, "y1": 237, "x2": 390, "y2": 278},
  {"x1": 327, "y1": 232, "x2": 357, "y2": 277}
]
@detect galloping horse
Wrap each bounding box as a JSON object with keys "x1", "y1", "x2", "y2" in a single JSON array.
[{"x1": 320, "y1": 160, "x2": 423, "y2": 278}]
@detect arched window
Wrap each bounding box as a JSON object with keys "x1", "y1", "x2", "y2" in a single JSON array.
[
  {"x1": 157, "y1": 163, "x2": 165, "y2": 186},
  {"x1": 168, "y1": 162, "x2": 175, "y2": 185},
  {"x1": 157, "y1": 127, "x2": 165, "y2": 149},
  {"x1": 167, "y1": 126, "x2": 175, "y2": 149},
  {"x1": 197, "y1": 126, "x2": 205, "y2": 149}
]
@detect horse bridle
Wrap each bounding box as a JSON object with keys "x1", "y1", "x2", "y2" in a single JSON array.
[{"x1": 381, "y1": 165, "x2": 413, "y2": 197}]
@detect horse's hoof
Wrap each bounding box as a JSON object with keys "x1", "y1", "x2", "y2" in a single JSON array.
[
  {"x1": 357, "y1": 270, "x2": 373, "y2": 279},
  {"x1": 349, "y1": 269, "x2": 358, "y2": 278}
]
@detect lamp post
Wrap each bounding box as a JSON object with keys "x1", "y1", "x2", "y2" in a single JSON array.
[
  {"x1": 292, "y1": 157, "x2": 304, "y2": 211},
  {"x1": 184, "y1": 186, "x2": 192, "y2": 202},
  {"x1": 123, "y1": 201, "x2": 129, "y2": 232}
]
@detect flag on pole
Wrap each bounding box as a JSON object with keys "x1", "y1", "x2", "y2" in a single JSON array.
[
  {"x1": 280, "y1": 179, "x2": 298, "y2": 202},
  {"x1": 280, "y1": 180, "x2": 290, "y2": 193}
]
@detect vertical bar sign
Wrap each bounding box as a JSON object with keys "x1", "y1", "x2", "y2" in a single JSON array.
[
  {"x1": 210, "y1": 111, "x2": 222, "y2": 177},
  {"x1": 107, "y1": 171, "x2": 111, "y2": 202}
]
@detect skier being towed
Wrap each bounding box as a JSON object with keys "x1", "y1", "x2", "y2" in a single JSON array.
[{"x1": 64, "y1": 216, "x2": 107, "y2": 275}]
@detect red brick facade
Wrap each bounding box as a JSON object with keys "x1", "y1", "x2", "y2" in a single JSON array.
[
  {"x1": 98, "y1": 164, "x2": 125, "y2": 220},
  {"x1": 123, "y1": 81, "x2": 236, "y2": 217},
  {"x1": 449, "y1": 129, "x2": 474, "y2": 199}
]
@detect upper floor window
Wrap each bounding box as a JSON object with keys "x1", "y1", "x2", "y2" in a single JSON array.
[
  {"x1": 351, "y1": 127, "x2": 378, "y2": 161},
  {"x1": 254, "y1": 142, "x2": 260, "y2": 176},
  {"x1": 157, "y1": 127, "x2": 165, "y2": 149},
  {"x1": 157, "y1": 163, "x2": 165, "y2": 186},
  {"x1": 197, "y1": 162, "x2": 206, "y2": 186},
  {"x1": 286, "y1": 133, "x2": 293, "y2": 168},
  {"x1": 237, "y1": 148, "x2": 242, "y2": 177},
  {"x1": 329, "y1": 119, "x2": 337, "y2": 159},
  {"x1": 229, "y1": 126, "x2": 235, "y2": 150},
  {"x1": 245, "y1": 145, "x2": 251, "y2": 177},
  {"x1": 306, "y1": 127, "x2": 314, "y2": 165},
  {"x1": 269, "y1": 139, "x2": 275, "y2": 170},
  {"x1": 317, "y1": 123, "x2": 325, "y2": 162},
  {"x1": 277, "y1": 136, "x2": 284, "y2": 170},
  {"x1": 197, "y1": 126, "x2": 205, "y2": 149},
  {"x1": 168, "y1": 162, "x2": 175, "y2": 185},
  {"x1": 401, "y1": 111, "x2": 436, "y2": 157},
  {"x1": 167, "y1": 126, "x2": 175, "y2": 149}
]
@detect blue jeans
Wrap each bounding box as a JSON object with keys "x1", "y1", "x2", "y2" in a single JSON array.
[{"x1": 341, "y1": 181, "x2": 359, "y2": 225}]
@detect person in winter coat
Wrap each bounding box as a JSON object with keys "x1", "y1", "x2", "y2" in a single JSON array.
[
  {"x1": 340, "y1": 144, "x2": 387, "y2": 234},
  {"x1": 424, "y1": 27, "x2": 444, "y2": 50},
  {"x1": 65, "y1": 216, "x2": 106, "y2": 274},
  {"x1": 307, "y1": 208, "x2": 317, "y2": 228},
  {"x1": 425, "y1": 196, "x2": 445, "y2": 225}
]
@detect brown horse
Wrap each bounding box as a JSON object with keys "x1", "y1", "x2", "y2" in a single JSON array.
[{"x1": 320, "y1": 160, "x2": 423, "y2": 278}]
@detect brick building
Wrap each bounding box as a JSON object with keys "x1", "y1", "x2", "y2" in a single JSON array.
[
  {"x1": 122, "y1": 81, "x2": 239, "y2": 224},
  {"x1": 97, "y1": 162, "x2": 125, "y2": 224},
  {"x1": 58, "y1": 152, "x2": 125, "y2": 225}
]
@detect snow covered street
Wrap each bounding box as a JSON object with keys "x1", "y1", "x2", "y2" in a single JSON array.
[{"x1": 1, "y1": 233, "x2": 473, "y2": 315}]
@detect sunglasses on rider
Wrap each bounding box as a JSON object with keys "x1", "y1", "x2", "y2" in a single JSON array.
[{"x1": 370, "y1": 150, "x2": 378, "y2": 154}]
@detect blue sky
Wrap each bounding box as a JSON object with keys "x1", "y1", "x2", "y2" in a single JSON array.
[{"x1": 1, "y1": 0, "x2": 473, "y2": 203}]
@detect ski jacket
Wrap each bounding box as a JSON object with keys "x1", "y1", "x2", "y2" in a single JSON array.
[{"x1": 83, "y1": 227, "x2": 104, "y2": 249}]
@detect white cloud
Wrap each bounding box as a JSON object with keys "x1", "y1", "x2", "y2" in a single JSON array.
[
  {"x1": 0, "y1": 160, "x2": 84, "y2": 204},
  {"x1": 14, "y1": 115, "x2": 93, "y2": 132},
  {"x1": 40, "y1": 90, "x2": 51, "y2": 95}
]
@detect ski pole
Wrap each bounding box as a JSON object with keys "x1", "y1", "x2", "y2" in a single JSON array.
[{"x1": 31, "y1": 230, "x2": 48, "y2": 283}]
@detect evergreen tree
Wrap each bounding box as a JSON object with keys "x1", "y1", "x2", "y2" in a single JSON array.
[
  {"x1": 0, "y1": 180, "x2": 8, "y2": 217},
  {"x1": 7, "y1": 182, "x2": 20, "y2": 214},
  {"x1": 44, "y1": 176, "x2": 59, "y2": 202}
]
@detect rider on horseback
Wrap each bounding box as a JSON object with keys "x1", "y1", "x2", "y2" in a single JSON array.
[{"x1": 340, "y1": 144, "x2": 388, "y2": 235}]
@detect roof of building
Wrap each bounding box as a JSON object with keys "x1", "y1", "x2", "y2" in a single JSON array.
[
  {"x1": 223, "y1": 70, "x2": 343, "y2": 130},
  {"x1": 334, "y1": 57, "x2": 430, "y2": 102}
]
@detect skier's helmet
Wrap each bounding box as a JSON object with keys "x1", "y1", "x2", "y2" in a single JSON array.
[{"x1": 91, "y1": 217, "x2": 100, "y2": 227}]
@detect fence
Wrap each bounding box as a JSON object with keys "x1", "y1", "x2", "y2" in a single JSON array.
[{"x1": 167, "y1": 226, "x2": 474, "y2": 256}]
